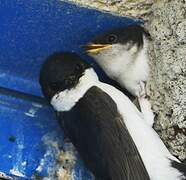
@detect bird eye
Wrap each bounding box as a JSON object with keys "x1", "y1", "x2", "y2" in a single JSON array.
[
  {"x1": 75, "y1": 64, "x2": 83, "y2": 72},
  {"x1": 50, "y1": 82, "x2": 60, "y2": 91},
  {"x1": 108, "y1": 34, "x2": 117, "y2": 43},
  {"x1": 64, "y1": 79, "x2": 69, "y2": 85}
]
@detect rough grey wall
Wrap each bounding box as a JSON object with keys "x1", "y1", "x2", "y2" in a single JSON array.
[
  {"x1": 65, "y1": 0, "x2": 186, "y2": 160},
  {"x1": 146, "y1": 0, "x2": 186, "y2": 160},
  {"x1": 67, "y1": 0, "x2": 153, "y2": 20}
]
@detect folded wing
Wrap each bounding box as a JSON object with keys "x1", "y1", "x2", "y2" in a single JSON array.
[{"x1": 58, "y1": 86, "x2": 150, "y2": 180}]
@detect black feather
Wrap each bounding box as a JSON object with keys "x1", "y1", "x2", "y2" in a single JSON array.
[
  {"x1": 58, "y1": 86, "x2": 150, "y2": 180},
  {"x1": 92, "y1": 25, "x2": 151, "y2": 48},
  {"x1": 39, "y1": 52, "x2": 90, "y2": 100},
  {"x1": 171, "y1": 160, "x2": 186, "y2": 179}
]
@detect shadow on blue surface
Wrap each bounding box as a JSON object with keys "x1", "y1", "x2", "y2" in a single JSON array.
[{"x1": 0, "y1": 0, "x2": 140, "y2": 179}]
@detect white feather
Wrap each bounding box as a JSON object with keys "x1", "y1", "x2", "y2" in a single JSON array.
[
  {"x1": 51, "y1": 69, "x2": 98, "y2": 112},
  {"x1": 51, "y1": 68, "x2": 184, "y2": 180},
  {"x1": 90, "y1": 36, "x2": 150, "y2": 96},
  {"x1": 99, "y1": 82, "x2": 182, "y2": 180}
]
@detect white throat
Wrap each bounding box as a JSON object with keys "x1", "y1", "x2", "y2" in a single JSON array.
[
  {"x1": 51, "y1": 68, "x2": 99, "y2": 112},
  {"x1": 91, "y1": 36, "x2": 150, "y2": 96}
]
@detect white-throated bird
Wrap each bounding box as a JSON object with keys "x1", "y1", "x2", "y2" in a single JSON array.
[
  {"x1": 83, "y1": 24, "x2": 153, "y2": 125},
  {"x1": 39, "y1": 52, "x2": 185, "y2": 180},
  {"x1": 84, "y1": 25, "x2": 150, "y2": 99}
]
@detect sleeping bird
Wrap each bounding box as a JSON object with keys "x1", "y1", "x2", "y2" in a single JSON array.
[{"x1": 39, "y1": 52, "x2": 186, "y2": 180}]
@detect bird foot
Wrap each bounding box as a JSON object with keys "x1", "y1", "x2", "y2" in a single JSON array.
[
  {"x1": 138, "y1": 96, "x2": 154, "y2": 127},
  {"x1": 138, "y1": 81, "x2": 146, "y2": 98}
]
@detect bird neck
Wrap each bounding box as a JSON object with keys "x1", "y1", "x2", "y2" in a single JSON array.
[{"x1": 51, "y1": 68, "x2": 99, "y2": 112}]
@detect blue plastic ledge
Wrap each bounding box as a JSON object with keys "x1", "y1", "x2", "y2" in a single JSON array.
[
  {"x1": 0, "y1": 0, "x2": 139, "y2": 96},
  {"x1": 0, "y1": 0, "x2": 140, "y2": 179}
]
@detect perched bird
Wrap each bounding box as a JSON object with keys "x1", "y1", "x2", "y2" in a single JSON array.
[
  {"x1": 39, "y1": 52, "x2": 150, "y2": 180},
  {"x1": 84, "y1": 25, "x2": 150, "y2": 98},
  {"x1": 39, "y1": 52, "x2": 186, "y2": 180}
]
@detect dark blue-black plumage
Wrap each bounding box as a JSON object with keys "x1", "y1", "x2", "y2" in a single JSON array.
[{"x1": 39, "y1": 52, "x2": 150, "y2": 180}]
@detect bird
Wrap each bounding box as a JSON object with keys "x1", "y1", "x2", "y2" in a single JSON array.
[
  {"x1": 83, "y1": 24, "x2": 152, "y2": 125},
  {"x1": 39, "y1": 52, "x2": 186, "y2": 180},
  {"x1": 83, "y1": 25, "x2": 150, "y2": 99},
  {"x1": 39, "y1": 52, "x2": 150, "y2": 180}
]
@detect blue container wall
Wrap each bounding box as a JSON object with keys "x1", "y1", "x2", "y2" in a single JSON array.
[
  {"x1": 0, "y1": 0, "x2": 139, "y2": 96},
  {"x1": 0, "y1": 0, "x2": 139, "y2": 179}
]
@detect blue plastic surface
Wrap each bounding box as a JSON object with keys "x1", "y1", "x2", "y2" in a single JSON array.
[
  {"x1": 0, "y1": 87, "x2": 93, "y2": 179},
  {"x1": 0, "y1": 0, "x2": 139, "y2": 96},
  {"x1": 0, "y1": 0, "x2": 139, "y2": 179},
  {"x1": 0, "y1": 88, "x2": 60, "y2": 178}
]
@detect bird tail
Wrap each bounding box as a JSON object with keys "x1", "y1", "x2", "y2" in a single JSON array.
[{"x1": 171, "y1": 160, "x2": 186, "y2": 178}]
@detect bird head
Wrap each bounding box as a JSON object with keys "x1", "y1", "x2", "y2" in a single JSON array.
[
  {"x1": 83, "y1": 25, "x2": 151, "y2": 64},
  {"x1": 39, "y1": 52, "x2": 91, "y2": 101}
]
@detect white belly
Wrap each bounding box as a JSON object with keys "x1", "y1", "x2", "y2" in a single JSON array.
[
  {"x1": 98, "y1": 82, "x2": 182, "y2": 180},
  {"x1": 100, "y1": 48, "x2": 150, "y2": 96}
]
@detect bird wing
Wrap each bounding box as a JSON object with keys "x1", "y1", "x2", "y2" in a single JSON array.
[{"x1": 58, "y1": 86, "x2": 150, "y2": 180}]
